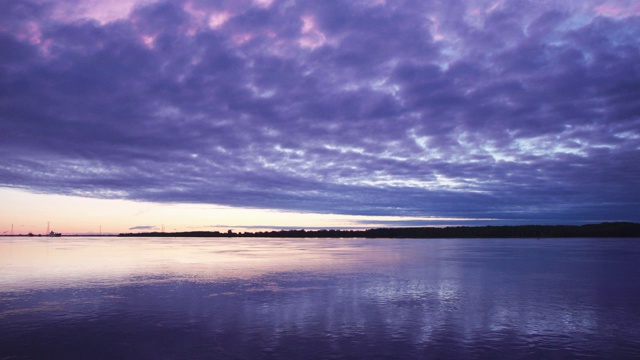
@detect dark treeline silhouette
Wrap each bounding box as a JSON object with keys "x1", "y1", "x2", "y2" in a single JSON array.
[{"x1": 118, "y1": 222, "x2": 640, "y2": 238}]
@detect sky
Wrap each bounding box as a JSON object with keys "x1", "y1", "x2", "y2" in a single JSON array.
[{"x1": 1, "y1": 0, "x2": 639, "y2": 234}]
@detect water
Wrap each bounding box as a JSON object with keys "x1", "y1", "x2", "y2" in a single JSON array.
[{"x1": 1, "y1": 237, "x2": 639, "y2": 359}]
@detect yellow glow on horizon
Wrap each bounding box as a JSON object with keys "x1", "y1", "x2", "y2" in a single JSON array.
[{"x1": 0, "y1": 187, "x2": 492, "y2": 235}]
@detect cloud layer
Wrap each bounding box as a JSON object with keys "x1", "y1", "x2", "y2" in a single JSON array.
[{"x1": 1, "y1": 0, "x2": 639, "y2": 223}]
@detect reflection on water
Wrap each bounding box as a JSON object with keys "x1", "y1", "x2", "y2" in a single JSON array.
[{"x1": 1, "y1": 237, "x2": 640, "y2": 359}]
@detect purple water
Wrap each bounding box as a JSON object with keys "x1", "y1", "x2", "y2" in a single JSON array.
[{"x1": 1, "y1": 237, "x2": 639, "y2": 359}]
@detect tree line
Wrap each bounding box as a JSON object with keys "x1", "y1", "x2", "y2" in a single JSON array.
[{"x1": 118, "y1": 222, "x2": 640, "y2": 238}]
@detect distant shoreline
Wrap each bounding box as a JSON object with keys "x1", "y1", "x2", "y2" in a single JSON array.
[
  {"x1": 4, "y1": 222, "x2": 638, "y2": 238},
  {"x1": 116, "y1": 222, "x2": 640, "y2": 238}
]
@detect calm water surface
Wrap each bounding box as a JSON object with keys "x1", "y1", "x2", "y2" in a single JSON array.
[{"x1": 1, "y1": 237, "x2": 639, "y2": 359}]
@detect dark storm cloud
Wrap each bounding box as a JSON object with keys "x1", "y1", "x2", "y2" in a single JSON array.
[{"x1": 1, "y1": 0, "x2": 639, "y2": 223}]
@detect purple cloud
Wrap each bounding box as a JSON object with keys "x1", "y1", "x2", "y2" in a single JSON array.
[
  {"x1": 1, "y1": 0, "x2": 639, "y2": 224},
  {"x1": 129, "y1": 225, "x2": 158, "y2": 231}
]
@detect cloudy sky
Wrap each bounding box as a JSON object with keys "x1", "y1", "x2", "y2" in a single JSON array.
[{"x1": 1, "y1": 0, "x2": 639, "y2": 234}]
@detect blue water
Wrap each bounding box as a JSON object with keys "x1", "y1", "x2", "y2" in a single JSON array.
[{"x1": 1, "y1": 237, "x2": 639, "y2": 359}]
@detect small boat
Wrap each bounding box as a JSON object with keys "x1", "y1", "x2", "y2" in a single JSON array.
[{"x1": 49, "y1": 231, "x2": 62, "y2": 237}]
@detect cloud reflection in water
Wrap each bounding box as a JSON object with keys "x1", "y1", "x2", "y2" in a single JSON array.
[{"x1": 1, "y1": 237, "x2": 639, "y2": 359}]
